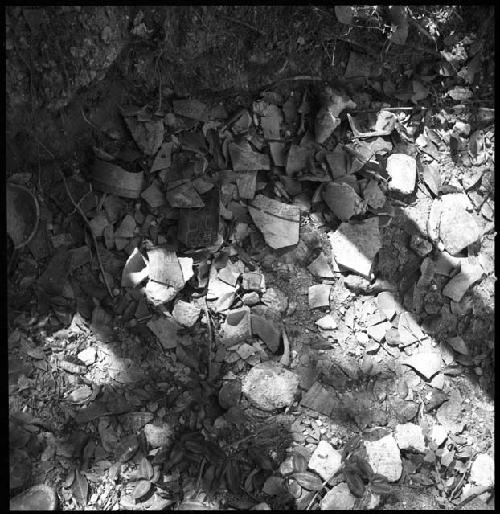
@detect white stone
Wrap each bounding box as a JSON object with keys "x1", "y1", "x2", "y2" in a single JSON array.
[
  {"x1": 439, "y1": 194, "x2": 483, "y2": 255},
  {"x1": 309, "y1": 284, "x2": 331, "y2": 309},
  {"x1": 469, "y1": 453, "x2": 494, "y2": 487},
  {"x1": 315, "y1": 315, "x2": 338, "y2": 330},
  {"x1": 320, "y1": 482, "x2": 355, "y2": 510},
  {"x1": 402, "y1": 350, "x2": 442, "y2": 380},
  {"x1": 430, "y1": 424, "x2": 448, "y2": 447},
  {"x1": 329, "y1": 217, "x2": 381, "y2": 278},
  {"x1": 172, "y1": 300, "x2": 201, "y2": 327},
  {"x1": 308, "y1": 440, "x2": 342, "y2": 481},
  {"x1": 241, "y1": 362, "x2": 299, "y2": 411},
  {"x1": 442, "y1": 259, "x2": 483, "y2": 302},
  {"x1": 386, "y1": 154, "x2": 416, "y2": 195},
  {"x1": 323, "y1": 182, "x2": 366, "y2": 221},
  {"x1": 248, "y1": 195, "x2": 300, "y2": 249},
  {"x1": 77, "y1": 346, "x2": 97, "y2": 365},
  {"x1": 364, "y1": 435, "x2": 402, "y2": 482},
  {"x1": 394, "y1": 423, "x2": 426, "y2": 452}
]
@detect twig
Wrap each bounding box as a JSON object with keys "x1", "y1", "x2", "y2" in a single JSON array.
[
  {"x1": 35, "y1": 138, "x2": 114, "y2": 299},
  {"x1": 202, "y1": 296, "x2": 213, "y2": 381}
]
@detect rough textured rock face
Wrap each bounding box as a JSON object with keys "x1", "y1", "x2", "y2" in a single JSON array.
[{"x1": 241, "y1": 362, "x2": 299, "y2": 411}]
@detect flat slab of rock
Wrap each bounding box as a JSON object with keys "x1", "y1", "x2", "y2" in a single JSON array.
[
  {"x1": 301, "y1": 381, "x2": 337, "y2": 416},
  {"x1": 229, "y1": 141, "x2": 270, "y2": 171},
  {"x1": 261, "y1": 287, "x2": 289, "y2": 314},
  {"x1": 221, "y1": 306, "x2": 252, "y2": 344},
  {"x1": 394, "y1": 423, "x2": 426, "y2": 452},
  {"x1": 442, "y1": 258, "x2": 483, "y2": 302},
  {"x1": 386, "y1": 154, "x2": 416, "y2": 195},
  {"x1": 249, "y1": 195, "x2": 300, "y2": 249},
  {"x1": 308, "y1": 441, "x2": 342, "y2": 481},
  {"x1": 172, "y1": 301, "x2": 201, "y2": 327},
  {"x1": 320, "y1": 482, "x2": 355, "y2": 510},
  {"x1": 364, "y1": 434, "x2": 402, "y2": 482},
  {"x1": 241, "y1": 362, "x2": 298, "y2": 411},
  {"x1": 323, "y1": 182, "x2": 366, "y2": 221},
  {"x1": 469, "y1": 453, "x2": 494, "y2": 487},
  {"x1": 309, "y1": 284, "x2": 331, "y2": 309},
  {"x1": 251, "y1": 315, "x2": 281, "y2": 353},
  {"x1": 308, "y1": 252, "x2": 335, "y2": 278},
  {"x1": 438, "y1": 194, "x2": 483, "y2": 255},
  {"x1": 329, "y1": 217, "x2": 381, "y2": 278},
  {"x1": 402, "y1": 350, "x2": 442, "y2": 380},
  {"x1": 315, "y1": 314, "x2": 338, "y2": 330}
]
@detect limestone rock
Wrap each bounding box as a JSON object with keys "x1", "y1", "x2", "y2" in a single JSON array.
[
  {"x1": 323, "y1": 182, "x2": 366, "y2": 221},
  {"x1": 308, "y1": 252, "x2": 335, "y2": 278},
  {"x1": 442, "y1": 258, "x2": 483, "y2": 302},
  {"x1": 469, "y1": 453, "x2": 494, "y2": 487},
  {"x1": 315, "y1": 315, "x2": 338, "y2": 330},
  {"x1": 241, "y1": 362, "x2": 299, "y2": 411},
  {"x1": 402, "y1": 350, "x2": 442, "y2": 380},
  {"x1": 438, "y1": 194, "x2": 482, "y2": 255},
  {"x1": 308, "y1": 441, "x2": 342, "y2": 481},
  {"x1": 329, "y1": 217, "x2": 381, "y2": 278},
  {"x1": 309, "y1": 284, "x2": 331, "y2": 309},
  {"x1": 261, "y1": 287, "x2": 289, "y2": 314},
  {"x1": 251, "y1": 315, "x2": 281, "y2": 353},
  {"x1": 221, "y1": 306, "x2": 252, "y2": 344},
  {"x1": 386, "y1": 154, "x2": 416, "y2": 195},
  {"x1": 394, "y1": 423, "x2": 426, "y2": 452},
  {"x1": 320, "y1": 482, "x2": 355, "y2": 510},
  {"x1": 248, "y1": 195, "x2": 300, "y2": 249},
  {"x1": 172, "y1": 300, "x2": 201, "y2": 327},
  {"x1": 364, "y1": 434, "x2": 402, "y2": 482}
]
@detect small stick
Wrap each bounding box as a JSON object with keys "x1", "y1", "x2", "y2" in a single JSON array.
[
  {"x1": 35, "y1": 138, "x2": 114, "y2": 299},
  {"x1": 280, "y1": 327, "x2": 291, "y2": 366},
  {"x1": 219, "y1": 14, "x2": 266, "y2": 36},
  {"x1": 202, "y1": 296, "x2": 213, "y2": 381}
]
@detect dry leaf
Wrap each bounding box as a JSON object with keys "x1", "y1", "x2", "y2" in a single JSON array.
[{"x1": 292, "y1": 472, "x2": 323, "y2": 491}]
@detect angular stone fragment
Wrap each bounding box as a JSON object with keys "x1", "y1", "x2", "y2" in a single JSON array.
[
  {"x1": 248, "y1": 195, "x2": 300, "y2": 249},
  {"x1": 394, "y1": 423, "x2": 426, "y2": 452},
  {"x1": 429, "y1": 424, "x2": 448, "y2": 447},
  {"x1": 315, "y1": 315, "x2": 338, "y2": 330},
  {"x1": 366, "y1": 321, "x2": 391, "y2": 342},
  {"x1": 286, "y1": 144, "x2": 313, "y2": 176},
  {"x1": 147, "y1": 316, "x2": 182, "y2": 349},
  {"x1": 144, "y1": 422, "x2": 174, "y2": 448},
  {"x1": 261, "y1": 287, "x2": 289, "y2": 313},
  {"x1": 386, "y1": 154, "x2": 416, "y2": 195},
  {"x1": 309, "y1": 284, "x2": 331, "y2": 309},
  {"x1": 308, "y1": 253, "x2": 335, "y2": 278},
  {"x1": 242, "y1": 272, "x2": 266, "y2": 292},
  {"x1": 172, "y1": 300, "x2": 201, "y2": 327},
  {"x1": 469, "y1": 453, "x2": 494, "y2": 487},
  {"x1": 241, "y1": 362, "x2": 299, "y2": 411},
  {"x1": 229, "y1": 141, "x2": 270, "y2": 171},
  {"x1": 269, "y1": 141, "x2": 286, "y2": 166},
  {"x1": 150, "y1": 141, "x2": 174, "y2": 173},
  {"x1": 377, "y1": 292, "x2": 397, "y2": 321},
  {"x1": 147, "y1": 248, "x2": 185, "y2": 288},
  {"x1": 221, "y1": 306, "x2": 252, "y2": 344},
  {"x1": 326, "y1": 146, "x2": 349, "y2": 178},
  {"x1": 143, "y1": 281, "x2": 178, "y2": 305},
  {"x1": 364, "y1": 435, "x2": 402, "y2": 482},
  {"x1": 402, "y1": 351, "x2": 442, "y2": 380},
  {"x1": 141, "y1": 182, "x2": 165, "y2": 208},
  {"x1": 329, "y1": 217, "x2": 381, "y2": 278},
  {"x1": 252, "y1": 315, "x2": 281, "y2": 353},
  {"x1": 438, "y1": 194, "x2": 482, "y2": 255},
  {"x1": 320, "y1": 482, "x2": 355, "y2": 510},
  {"x1": 301, "y1": 382, "x2": 336, "y2": 416},
  {"x1": 166, "y1": 180, "x2": 205, "y2": 208},
  {"x1": 323, "y1": 182, "x2": 366, "y2": 221},
  {"x1": 308, "y1": 441, "x2": 342, "y2": 481},
  {"x1": 363, "y1": 179, "x2": 386, "y2": 209},
  {"x1": 442, "y1": 258, "x2": 483, "y2": 302},
  {"x1": 243, "y1": 292, "x2": 260, "y2": 306},
  {"x1": 121, "y1": 248, "x2": 149, "y2": 288}
]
